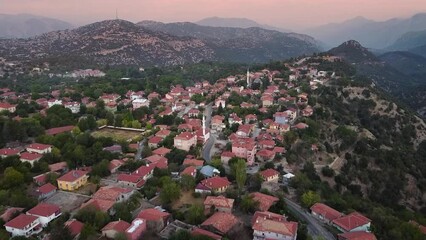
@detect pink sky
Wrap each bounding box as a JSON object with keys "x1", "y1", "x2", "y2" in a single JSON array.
[{"x1": 1, "y1": 0, "x2": 426, "y2": 29}]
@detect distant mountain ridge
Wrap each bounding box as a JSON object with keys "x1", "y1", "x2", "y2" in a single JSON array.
[
  {"x1": 195, "y1": 17, "x2": 291, "y2": 33},
  {"x1": 137, "y1": 20, "x2": 321, "y2": 63},
  {"x1": 0, "y1": 19, "x2": 321, "y2": 67},
  {"x1": 0, "y1": 13, "x2": 73, "y2": 38},
  {"x1": 306, "y1": 13, "x2": 426, "y2": 49}
]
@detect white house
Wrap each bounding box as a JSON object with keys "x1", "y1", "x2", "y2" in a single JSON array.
[
  {"x1": 4, "y1": 214, "x2": 42, "y2": 237},
  {"x1": 132, "y1": 98, "x2": 150, "y2": 109},
  {"x1": 26, "y1": 203, "x2": 61, "y2": 227},
  {"x1": 26, "y1": 143, "x2": 52, "y2": 154},
  {"x1": 63, "y1": 102, "x2": 81, "y2": 113},
  {"x1": 47, "y1": 99, "x2": 62, "y2": 108}
]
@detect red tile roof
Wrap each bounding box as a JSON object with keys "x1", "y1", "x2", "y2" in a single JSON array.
[
  {"x1": 65, "y1": 219, "x2": 84, "y2": 236},
  {"x1": 175, "y1": 132, "x2": 196, "y2": 141},
  {"x1": 101, "y1": 220, "x2": 131, "y2": 232},
  {"x1": 201, "y1": 212, "x2": 239, "y2": 234},
  {"x1": 252, "y1": 211, "x2": 297, "y2": 237},
  {"x1": 152, "y1": 147, "x2": 171, "y2": 156},
  {"x1": 181, "y1": 166, "x2": 197, "y2": 177},
  {"x1": 137, "y1": 208, "x2": 170, "y2": 221},
  {"x1": 57, "y1": 170, "x2": 88, "y2": 182},
  {"x1": 48, "y1": 161, "x2": 67, "y2": 172},
  {"x1": 332, "y1": 212, "x2": 371, "y2": 232},
  {"x1": 37, "y1": 183, "x2": 57, "y2": 195},
  {"x1": 148, "y1": 136, "x2": 163, "y2": 144},
  {"x1": 310, "y1": 203, "x2": 343, "y2": 222},
  {"x1": 20, "y1": 152, "x2": 42, "y2": 161},
  {"x1": 80, "y1": 199, "x2": 115, "y2": 212},
  {"x1": 46, "y1": 125, "x2": 74, "y2": 135},
  {"x1": 27, "y1": 203, "x2": 60, "y2": 217},
  {"x1": 27, "y1": 143, "x2": 52, "y2": 151},
  {"x1": 259, "y1": 168, "x2": 279, "y2": 179},
  {"x1": 201, "y1": 177, "x2": 231, "y2": 190},
  {"x1": 251, "y1": 192, "x2": 279, "y2": 212},
  {"x1": 338, "y1": 231, "x2": 377, "y2": 240},
  {"x1": 204, "y1": 196, "x2": 234, "y2": 209},
  {"x1": 0, "y1": 148, "x2": 20, "y2": 156},
  {"x1": 191, "y1": 227, "x2": 222, "y2": 240},
  {"x1": 145, "y1": 154, "x2": 167, "y2": 164},
  {"x1": 93, "y1": 186, "x2": 132, "y2": 201},
  {"x1": 0, "y1": 207, "x2": 24, "y2": 222},
  {"x1": 183, "y1": 159, "x2": 204, "y2": 167},
  {"x1": 4, "y1": 214, "x2": 38, "y2": 229}
]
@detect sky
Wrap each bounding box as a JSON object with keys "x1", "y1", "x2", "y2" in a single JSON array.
[{"x1": 1, "y1": 0, "x2": 426, "y2": 29}]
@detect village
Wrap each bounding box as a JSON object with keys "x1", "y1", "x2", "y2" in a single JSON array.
[{"x1": 0, "y1": 55, "x2": 414, "y2": 240}]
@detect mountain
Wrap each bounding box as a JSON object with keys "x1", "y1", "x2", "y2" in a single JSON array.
[
  {"x1": 137, "y1": 21, "x2": 321, "y2": 63},
  {"x1": 0, "y1": 13, "x2": 73, "y2": 39},
  {"x1": 306, "y1": 13, "x2": 426, "y2": 49},
  {"x1": 0, "y1": 19, "x2": 321, "y2": 67},
  {"x1": 0, "y1": 19, "x2": 215, "y2": 66},
  {"x1": 386, "y1": 29, "x2": 426, "y2": 58},
  {"x1": 195, "y1": 17, "x2": 291, "y2": 33},
  {"x1": 329, "y1": 40, "x2": 426, "y2": 117}
]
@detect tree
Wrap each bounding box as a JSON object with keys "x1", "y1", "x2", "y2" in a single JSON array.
[
  {"x1": 50, "y1": 226, "x2": 74, "y2": 240},
  {"x1": 3, "y1": 167, "x2": 24, "y2": 188},
  {"x1": 160, "y1": 180, "x2": 181, "y2": 204},
  {"x1": 79, "y1": 224, "x2": 97, "y2": 240},
  {"x1": 234, "y1": 159, "x2": 247, "y2": 193},
  {"x1": 240, "y1": 194, "x2": 259, "y2": 213},
  {"x1": 114, "y1": 233, "x2": 128, "y2": 240},
  {"x1": 301, "y1": 191, "x2": 320, "y2": 208},
  {"x1": 185, "y1": 204, "x2": 205, "y2": 224},
  {"x1": 180, "y1": 174, "x2": 196, "y2": 191},
  {"x1": 91, "y1": 160, "x2": 111, "y2": 177}
]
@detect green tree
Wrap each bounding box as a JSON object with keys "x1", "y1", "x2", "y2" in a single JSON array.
[
  {"x1": 301, "y1": 191, "x2": 321, "y2": 208},
  {"x1": 185, "y1": 204, "x2": 205, "y2": 224},
  {"x1": 240, "y1": 194, "x2": 259, "y2": 213},
  {"x1": 234, "y1": 159, "x2": 247, "y2": 193},
  {"x1": 160, "y1": 180, "x2": 181, "y2": 204},
  {"x1": 3, "y1": 167, "x2": 24, "y2": 188},
  {"x1": 180, "y1": 174, "x2": 196, "y2": 191}
]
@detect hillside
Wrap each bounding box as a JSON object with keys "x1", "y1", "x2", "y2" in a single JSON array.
[
  {"x1": 305, "y1": 13, "x2": 426, "y2": 49},
  {"x1": 0, "y1": 13, "x2": 73, "y2": 38},
  {"x1": 138, "y1": 21, "x2": 321, "y2": 63},
  {"x1": 379, "y1": 51, "x2": 426, "y2": 76},
  {"x1": 387, "y1": 29, "x2": 426, "y2": 51},
  {"x1": 329, "y1": 40, "x2": 426, "y2": 117},
  {"x1": 0, "y1": 19, "x2": 321, "y2": 67}
]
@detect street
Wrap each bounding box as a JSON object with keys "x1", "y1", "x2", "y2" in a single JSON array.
[
  {"x1": 202, "y1": 103, "x2": 215, "y2": 162},
  {"x1": 135, "y1": 138, "x2": 147, "y2": 160},
  {"x1": 284, "y1": 198, "x2": 336, "y2": 240}
]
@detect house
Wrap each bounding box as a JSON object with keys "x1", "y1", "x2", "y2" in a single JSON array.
[
  {"x1": 201, "y1": 212, "x2": 239, "y2": 235},
  {"x1": 63, "y1": 102, "x2": 81, "y2": 113},
  {"x1": 155, "y1": 129, "x2": 171, "y2": 138},
  {"x1": 183, "y1": 159, "x2": 204, "y2": 169},
  {"x1": 245, "y1": 114, "x2": 257, "y2": 124},
  {"x1": 200, "y1": 165, "x2": 220, "y2": 178},
  {"x1": 26, "y1": 143, "x2": 52, "y2": 154},
  {"x1": 92, "y1": 186, "x2": 134, "y2": 202},
  {"x1": 258, "y1": 139, "x2": 275, "y2": 150},
  {"x1": 126, "y1": 218, "x2": 147, "y2": 240},
  {"x1": 132, "y1": 98, "x2": 150, "y2": 109},
  {"x1": 0, "y1": 208, "x2": 24, "y2": 222},
  {"x1": 256, "y1": 149, "x2": 276, "y2": 162},
  {"x1": 57, "y1": 170, "x2": 89, "y2": 191},
  {"x1": 211, "y1": 115, "x2": 226, "y2": 132},
  {"x1": 191, "y1": 227, "x2": 222, "y2": 240},
  {"x1": 49, "y1": 161, "x2": 68, "y2": 173},
  {"x1": 236, "y1": 124, "x2": 253, "y2": 137},
  {"x1": 252, "y1": 211, "x2": 298, "y2": 240},
  {"x1": 20, "y1": 152, "x2": 43, "y2": 166},
  {"x1": 231, "y1": 137, "x2": 256, "y2": 165},
  {"x1": 259, "y1": 168, "x2": 280, "y2": 182},
  {"x1": 174, "y1": 132, "x2": 197, "y2": 151},
  {"x1": 261, "y1": 95, "x2": 274, "y2": 107},
  {"x1": 0, "y1": 102, "x2": 17, "y2": 113},
  {"x1": 109, "y1": 159, "x2": 126, "y2": 173},
  {"x1": 204, "y1": 196, "x2": 234, "y2": 214},
  {"x1": 36, "y1": 183, "x2": 57, "y2": 200},
  {"x1": 117, "y1": 174, "x2": 145, "y2": 189},
  {"x1": 148, "y1": 136, "x2": 163, "y2": 148},
  {"x1": 47, "y1": 99, "x2": 62, "y2": 108},
  {"x1": 64, "y1": 219, "x2": 84, "y2": 239},
  {"x1": 80, "y1": 199, "x2": 115, "y2": 214},
  {"x1": 103, "y1": 144, "x2": 122, "y2": 154},
  {"x1": 152, "y1": 147, "x2": 171, "y2": 156},
  {"x1": 250, "y1": 192, "x2": 279, "y2": 212},
  {"x1": 310, "y1": 203, "x2": 343, "y2": 224},
  {"x1": 101, "y1": 220, "x2": 131, "y2": 239},
  {"x1": 274, "y1": 112, "x2": 289, "y2": 124},
  {"x1": 199, "y1": 176, "x2": 231, "y2": 193},
  {"x1": 181, "y1": 166, "x2": 197, "y2": 178},
  {"x1": 4, "y1": 214, "x2": 42, "y2": 237},
  {"x1": 332, "y1": 212, "x2": 372, "y2": 233},
  {"x1": 220, "y1": 151, "x2": 235, "y2": 166},
  {"x1": 137, "y1": 208, "x2": 171, "y2": 232},
  {"x1": 0, "y1": 148, "x2": 20, "y2": 158},
  {"x1": 46, "y1": 125, "x2": 74, "y2": 135},
  {"x1": 215, "y1": 97, "x2": 226, "y2": 108},
  {"x1": 338, "y1": 232, "x2": 377, "y2": 240},
  {"x1": 26, "y1": 203, "x2": 61, "y2": 227}
]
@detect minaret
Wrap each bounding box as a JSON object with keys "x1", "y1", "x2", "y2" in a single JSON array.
[{"x1": 246, "y1": 68, "x2": 250, "y2": 88}]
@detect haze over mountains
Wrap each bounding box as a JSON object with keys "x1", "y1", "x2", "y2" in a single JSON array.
[
  {"x1": 305, "y1": 13, "x2": 426, "y2": 49},
  {"x1": 195, "y1": 17, "x2": 291, "y2": 33},
  {"x1": 0, "y1": 14, "x2": 73, "y2": 39}
]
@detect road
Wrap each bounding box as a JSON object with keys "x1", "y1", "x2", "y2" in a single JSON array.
[
  {"x1": 202, "y1": 103, "x2": 215, "y2": 162},
  {"x1": 284, "y1": 198, "x2": 336, "y2": 240},
  {"x1": 135, "y1": 138, "x2": 147, "y2": 160}
]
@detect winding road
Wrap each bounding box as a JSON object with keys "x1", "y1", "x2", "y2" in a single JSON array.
[{"x1": 202, "y1": 103, "x2": 215, "y2": 162}]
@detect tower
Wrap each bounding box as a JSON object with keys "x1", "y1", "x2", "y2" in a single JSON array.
[{"x1": 246, "y1": 68, "x2": 250, "y2": 88}]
